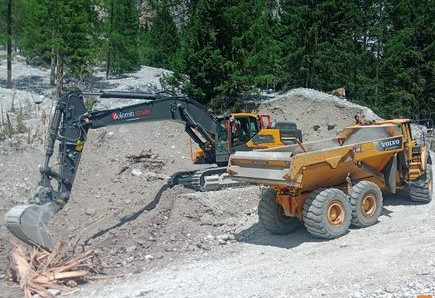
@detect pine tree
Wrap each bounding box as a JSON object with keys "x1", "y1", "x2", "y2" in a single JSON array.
[
  {"x1": 173, "y1": 0, "x2": 232, "y2": 108},
  {"x1": 378, "y1": 0, "x2": 435, "y2": 118},
  {"x1": 6, "y1": 0, "x2": 12, "y2": 88},
  {"x1": 18, "y1": 0, "x2": 100, "y2": 86},
  {"x1": 226, "y1": 0, "x2": 283, "y2": 92},
  {"x1": 140, "y1": 0, "x2": 180, "y2": 68},
  {"x1": 0, "y1": 2, "x2": 7, "y2": 45},
  {"x1": 279, "y1": 0, "x2": 320, "y2": 88},
  {"x1": 105, "y1": 0, "x2": 140, "y2": 76},
  {"x1": 280, "y1": 0, "x2": 367, "y2": 92},
  {"x1": 173, "y1": 0, "x2": 283, "y2": 110},
  {"x1": 0, "y1": 0, "x2": 18, "y2": 88},
  {"x1": 351, "y1": 0, "x2": 389, "y2": 112}
]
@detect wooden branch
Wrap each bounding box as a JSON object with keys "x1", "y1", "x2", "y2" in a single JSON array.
[{"x1": 10, "y1": 242, "x2": 98, "y2": 298}]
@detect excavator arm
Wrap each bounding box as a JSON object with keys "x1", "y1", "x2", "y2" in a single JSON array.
[{"x1": 4, "y1": 89, "x2": 223, "y2": 250}]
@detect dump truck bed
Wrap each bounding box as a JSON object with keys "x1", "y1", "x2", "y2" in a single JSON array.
[{"x1": 228, "y1": 124, "x2": 404, "y2": 192}]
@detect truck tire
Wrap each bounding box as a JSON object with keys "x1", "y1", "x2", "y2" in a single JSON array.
[
  {"x1": 409, "y1": 163, "x2": 433, "y2": 203},
  {"x1": 349, "y1": 181, "x2": 383, "y2": 227},
  {"x1": 258, "y1": 188, "x2": 300, "y2": 234},
  {"x1": 303, "y1": 188, "x2": 351, "y2": 239}
]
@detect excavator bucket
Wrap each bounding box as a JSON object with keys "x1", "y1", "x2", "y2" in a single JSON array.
[{"x1": 4, "y1": 202, "x2": 60, "y2": 251}]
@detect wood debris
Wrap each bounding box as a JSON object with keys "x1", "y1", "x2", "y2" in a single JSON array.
[
  {"x1": 9, "y1": 241, "x2": 98, "y2": 298},
  {"x1": 118, "y1": 149, "x2": 165, "y2": 174}
]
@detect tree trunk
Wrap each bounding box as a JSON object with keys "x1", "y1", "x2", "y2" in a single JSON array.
[
  {"x1": 50, "y1": 29, "x2": 56, "y2": 86},
  {"x1": 106, "y1": 0, "x2": 114, "y2": 79},
  {"x1": 54, "y1": 59, "x2": 64, "y2": 101},
  {"x1": 6, "y1": 0, "x2": 12, "y2": 89}
]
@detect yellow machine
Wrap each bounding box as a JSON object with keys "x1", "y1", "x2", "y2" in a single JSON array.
[
  {"x1": 192, "y1": 112, "x2": 302, "y2": 163},
  {"x1": 228, "y1": 119, "x2": 433, "y2": 238}
]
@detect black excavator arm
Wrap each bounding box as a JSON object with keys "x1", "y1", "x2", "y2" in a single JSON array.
[{"x1": 4, "y1": 89, "x2": 225, "y2": 250}]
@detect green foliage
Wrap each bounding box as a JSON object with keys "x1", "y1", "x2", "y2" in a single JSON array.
[
  {"x1": 376, "y1": 0, "x2": 435, "y2": 118},
  {"x1": 0, "y1": 2, "x2": 6, "y2": 44},
  {"x1": 140, "y1": 0, "x2": 180, "y2": 68},
  {"x1": 172, "y1": 0, "x2": 230, "y2": 107},
  {"x1": 17, "y1": 0, "x2": 100, "y2": 78},
  {"x1": 60, "y1": 0, "x2": 101, "y2": 77},
  {"x1": 172, "y1": 0, "x2": 284, "y2": 111},
  {"x1": 1, "y1": 0, "x2": 433, "y2": 119},
  {"x1": 105, "y1": 0, "x2": 140, "y2": 75},
  {"x1": 226, "y1": 0, "x2": 283, "y2": 91},
  {"x1": 0, "y1": 125, "x2": 12, "y2": 140},
  {"x1": 84, "y1": 96, "x2": 99, "y2": 111}
]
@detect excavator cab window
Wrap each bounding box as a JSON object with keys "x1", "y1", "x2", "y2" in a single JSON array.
[
  {"x1": 232, "y1": 121, "x2": 249, "y2": 144},
  {"x1": 233, "y1": 116, "x2": 259, "y2": 142},
  {"x1": 215, "y1": 115, "x2": 260, "y2": 163},
  {"x1": 215, "y1": 121, "x2": 231, "y2": 165}
]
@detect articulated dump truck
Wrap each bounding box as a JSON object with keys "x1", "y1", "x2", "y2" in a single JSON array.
[{"x1": 228, "y1": 119, "x2": 433, "y2": 238}]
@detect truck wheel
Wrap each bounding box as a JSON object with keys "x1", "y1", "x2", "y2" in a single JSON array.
[
  {"x1": 349, "y1": 181, "x2": 383, "y2": 227},
  {"x1": 258, "y1": 188, "x2": 300, "y2": 234},
  {"x1": 303, "y1": 188, "x2": 351, "y2": 239},
  {"x1": 409, "y1": 163, "x2": 433, "y2": 203}
]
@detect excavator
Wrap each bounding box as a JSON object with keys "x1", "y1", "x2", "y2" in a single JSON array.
[{"x1": 4, "y1": 89, "x2": 301, "y2": 251}]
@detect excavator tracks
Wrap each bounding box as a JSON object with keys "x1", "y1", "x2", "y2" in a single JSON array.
[{"x1": 168, "y1": 168, "x2": 249, "y2": 191}]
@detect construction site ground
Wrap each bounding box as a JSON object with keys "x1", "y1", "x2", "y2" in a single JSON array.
[{"x1": 0, "y1": 55, "x2": 434, "y2": 297}]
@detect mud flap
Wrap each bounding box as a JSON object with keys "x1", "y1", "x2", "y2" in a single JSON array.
[
  {"x1": 382, "y1": 154, "x2": 397, "y2": 193},
  {"x1": 4, "y1": 202, "x2": 60, "y2": 251}
]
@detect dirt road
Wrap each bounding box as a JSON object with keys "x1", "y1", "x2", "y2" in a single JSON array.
[{"x1": 65, "y1": 161, "x2": 435, "y2": 298}]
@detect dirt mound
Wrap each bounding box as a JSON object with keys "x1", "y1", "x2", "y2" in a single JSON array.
[
  {"x1": 38, "y1": 121, "x2": 260, "y2": 274},
  {"x1": 257, "y1": 88, "x2": 380, "y2": 141},
  {"x1": 63, "y1": 186, "x2": 260, "y2": 274}
]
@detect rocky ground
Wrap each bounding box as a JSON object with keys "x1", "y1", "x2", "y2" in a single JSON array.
[{"x1": 0, "y1": 53, "x2": 434, "y2": 298}]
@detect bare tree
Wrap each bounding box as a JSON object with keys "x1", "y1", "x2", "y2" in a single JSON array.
[{"x1": 6, "y1": 0, "x2": 12, "y2": 89}]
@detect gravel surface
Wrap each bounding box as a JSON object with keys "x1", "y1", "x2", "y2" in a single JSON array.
[{"x1": 0, "y1": 52, "x2": 434, "y2": 298}]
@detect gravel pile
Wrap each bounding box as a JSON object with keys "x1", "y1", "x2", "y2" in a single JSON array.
[{"x1": 257, "y1": 88, "x2": 380, "y2": 141}]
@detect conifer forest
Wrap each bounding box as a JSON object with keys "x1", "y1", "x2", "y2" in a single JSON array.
[{"x1": 0, "y1": 0, "x2": 434, "y2": 119}]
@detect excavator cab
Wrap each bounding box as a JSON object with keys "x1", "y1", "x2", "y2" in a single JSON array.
[
  {"x1": 231, "y1": 113, "x2": 260, "y2": 143},
  {"x1": 213, "y1": 113, "x2": 263, "y2": 165},
  {"x1": 196, "y1": 113, "x2": 302, "y2": 164}
]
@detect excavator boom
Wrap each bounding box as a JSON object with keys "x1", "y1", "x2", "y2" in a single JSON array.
[{"x1": 4, "y1": 90, "x2": 223, "y2": 249}]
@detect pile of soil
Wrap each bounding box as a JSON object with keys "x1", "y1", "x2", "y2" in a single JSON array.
[{"x1": 256, "y1": 88, "x2": 379, "y2": 141}]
